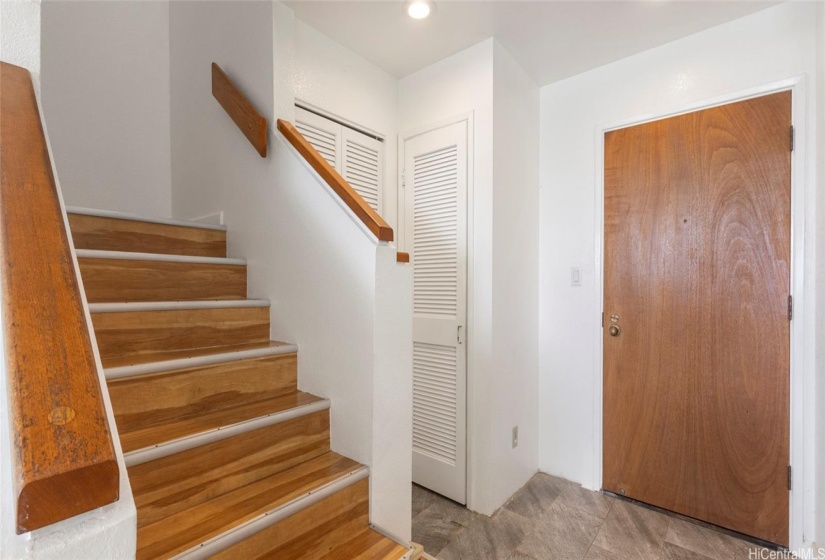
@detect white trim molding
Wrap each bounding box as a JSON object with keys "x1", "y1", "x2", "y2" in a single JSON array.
[
  {"x1": 592, "y1": 76, "x2": 813, "y2": 551},
  {"x1": 89, "y1": 299, "x2": 270, "y2": 314},
  {"x1": 104, "y1": 342, "x2": 299, "y2": 379},
  {"x1": 66, "y1": 206, "x2": 228, "y2": 231},
  {"x1": 75, "y1": 249, "x2": 246, "y2": 265}
]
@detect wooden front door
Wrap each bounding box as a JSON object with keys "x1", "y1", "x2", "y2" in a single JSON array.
[{"x1": 602, "y1": 91, "x2": 791, "y2": 546}]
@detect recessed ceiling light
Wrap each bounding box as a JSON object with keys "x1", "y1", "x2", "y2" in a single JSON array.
[{"x1": 405, "y1": 0, "x2": 435, "y2": 20}]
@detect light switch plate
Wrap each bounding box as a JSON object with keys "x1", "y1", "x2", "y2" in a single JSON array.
[{"x1": 571, "y1": 267, "x2": 582, "y2": 286}]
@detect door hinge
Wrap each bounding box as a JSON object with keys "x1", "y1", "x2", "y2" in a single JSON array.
[
  {"x1": 790, "y1": 125, "x2": 794, "y2": 152},
  {"x1": 788, "y1": 295, "x2": 793, "y2": 321},
  {"x1": 788, "y1": 465, "x2": 792, "y2": 491},
  {"x1": 401, "y1": 170, "x2": 406, "y2": 188}
]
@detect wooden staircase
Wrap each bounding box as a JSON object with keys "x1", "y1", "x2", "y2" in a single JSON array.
[{"x1": 67, "y1": 208, "x2": 410, "y2": 560}]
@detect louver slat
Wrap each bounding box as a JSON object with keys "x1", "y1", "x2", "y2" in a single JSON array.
[
  {"x1": 344, "y1": 138, "x2": 381, "y2": 213},
  {"x1": 295, "y1": 120, "x2": 338, "y2": 168},
  {"x1": 413, "y1": 146, "x2": 458, "y2": 318},
  {"x1": 413, "y1": 342, "x2": 458, "y2": 465}
]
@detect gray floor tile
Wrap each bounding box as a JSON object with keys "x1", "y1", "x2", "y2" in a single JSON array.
[
  {"x1": 665, "y1": 517, "x2": 740, "y2": 559},
  {"x1": 412, "y1": 491, "x2": 477, "y2": 557},
  {"x1": 413, "y1": 531, "x2": 451, "y2": 558},
  {"x1": 591, "y1": 500, "x2": 670, "y2": 560},
  {"x1": 516, "y1": 501, "x2": 604, "y2": 560},
  {"x1": 438, "y1": 509, "x2": 534, "y2": 560},
  {"x1": 660, "y1": 541, "x2": 716, "y2": 560},
  {"x1": 413, "y1": 484, "x2": 438, "y2": 517},
  {"x1": 584, "y1": 545, "x2": 626, "y2": 560},
  {"x1": 425, "y1": 494, "x2": 478, "y2": 527},
  {"x1": 556, "y1": 485, "x2": 613, "y2": 520},
  {"x1": 504, "y1": 473, "x2": 573, "y2": 519},
  {"x1": 508, "y1": 553, "x2": 537, "y2": 560}
]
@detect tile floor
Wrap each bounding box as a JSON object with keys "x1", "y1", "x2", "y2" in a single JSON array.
[{"x1": 412, "y1": 474, "x2": 775, "y2": 560}]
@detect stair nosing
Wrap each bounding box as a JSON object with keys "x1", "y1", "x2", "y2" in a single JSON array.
[
  {"x1": 124, "y1": 397, "x2": 331, "y2": 467},
  {"x1": 169, "y1": 465, "x2": 370, "y2": 560},
  {"x1": 105, "y1": 342, "x2": 298, "y2": 379},
  {"x1": 67, "y1": 206, "x2": 228, "y2": 231},
  {"x1": 89, "y1": 299, "x2": 270, "y2": 314},
  {"x1": 76, "y1": 248, "x2": 246, "y2": 265}
]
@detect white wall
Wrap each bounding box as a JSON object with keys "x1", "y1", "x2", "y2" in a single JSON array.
[
  {"x1": 294, "y1": 20, "x2": 400, "y2": 230},
  {"x1": 399, "y1": 39, "x2": 540, "y2": 516},
  {"x1": 489, "y1": 41, "x2": 540, "y2": 512},
  {"x1": 0, "y1": 4, "x2": 137, "y2": 559},
  {"x1": 0, "y1": 0, "x2": 41, "y2": 80},
  {"x1": 816, "y1": 0, "x2": 825, "y2": 549},
  {"x1": 538, "y1": 1, "x2": 820, "y2": 550},
  {"x1": 41, "y1": 0, "x2": 172, "y2": 218},
  {"x1": 373, "y1": 245, "x2": 413, "y2": 540},
  {"x1": 169, "y1": 0, "x2": 412, "y2": 541}
]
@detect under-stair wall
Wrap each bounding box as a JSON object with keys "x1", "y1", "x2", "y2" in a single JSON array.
[{"x1": 169, "y1": 1, "x2": 413, "y2": 541}]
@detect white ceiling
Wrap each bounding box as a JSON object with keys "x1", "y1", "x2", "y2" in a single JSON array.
[{"x1": 285, "y1": 0, "x2": 781, "y2": 86}]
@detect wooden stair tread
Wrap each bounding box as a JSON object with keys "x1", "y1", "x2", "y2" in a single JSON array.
[
  {"x1": 109, "y1": 353, "x2": 298, "y2": 434},
  {"x1": 316, "y1": 528, "x2": 408, "y2": 560},
  {"x1": 70, "y1": 208, "x2": 392, "y2": 558},
  {"x1": 67, "y1": 207, "x2": 227, "y2": 231},
  {"x1": 128, "y1": 410, "x2": 330, "y2": 529},
  {"x1": 209, "y1": 478, "x2": 371, "y2": 560},
  {"x1": 103, "y1": 339, "x2": 294, "y2": 369},
  {"x1": 120, "y1": 390, "x2": 324, "y2": 453},
  {"x1": 68, "y1": 212, "x2": 227, "y2": 257},
  {"x1": 93, "y1": 305, "x2": 269, "y2": 367},
  {"x1": 78, "y1": 256, "x2": 247, "y2": 303},
  {"x1": 136, "y1": 451, "x2": 362, "y2": 560}
]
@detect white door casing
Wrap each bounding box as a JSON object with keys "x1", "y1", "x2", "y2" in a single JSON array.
[{"x1": 404, "y1": 120, "x2": 468, "y2": 504}]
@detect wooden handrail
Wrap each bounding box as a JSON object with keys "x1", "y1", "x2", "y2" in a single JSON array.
[
  {"x1": 0, "y1": 62, "x2": 119, "y2": 533},
  {"x1": 396, "y1": 252, "x2": 410, "y2": 263},
  {"x1": 278, "y1": 119, "x2": 394, "y2": 242},
  {"x1": 212, "y1": 63, "x2": 267, "y2": 157}
]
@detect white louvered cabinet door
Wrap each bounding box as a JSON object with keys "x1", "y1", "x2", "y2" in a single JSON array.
[
  {"x1": 295, "y1": 107, "x2": 341, "y2": 169},
  {"x1": 342, "y1": 127, "x2": 383, "y2": 214},
  {"x1": 295, "y1": 106, "x2": 384, "y2": 215},
  {"x1": 404, "y1": 120, "x2": 468, "y2": 504}
]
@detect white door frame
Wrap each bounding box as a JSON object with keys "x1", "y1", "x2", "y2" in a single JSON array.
[
  {"x1": 592, "y1": 76, "x2": 813, "y2": 551},
  {"x1": 399, "y1": 111, "x2": 474, "y2": 507}
]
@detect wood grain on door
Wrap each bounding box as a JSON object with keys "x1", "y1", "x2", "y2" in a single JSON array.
[{"x1": 603, "y1": 91, "x2": 791, "y2": 545}]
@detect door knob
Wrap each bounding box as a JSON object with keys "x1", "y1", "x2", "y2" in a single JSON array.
[{"x1": 608, "y1": 324, "x2": 621, "y2": 337}]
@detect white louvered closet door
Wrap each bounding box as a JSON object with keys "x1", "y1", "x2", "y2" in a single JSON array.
[
  {"x1": 295, "y1": 106, "x2": 383, "y2": 214},
  {"x1": 342, "y1": 128, "x2": 382, "y2": 213},
  {"x1": 404, "y1": 121, "x2": 468, "y2": 504},
  {"x1": 295, "y1": 107, "x2": 341, "y2": 169}
]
